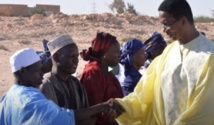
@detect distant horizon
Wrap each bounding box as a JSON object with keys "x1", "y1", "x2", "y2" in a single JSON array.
[{"x1": 0, "y1": 0, "x2": 213, "y2": 17}]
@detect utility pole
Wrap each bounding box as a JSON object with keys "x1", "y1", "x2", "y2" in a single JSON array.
[{"x1": 92, "y1": 0, "x2": 96, "y2": 13}]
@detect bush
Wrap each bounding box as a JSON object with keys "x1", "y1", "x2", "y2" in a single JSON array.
[
  {"x1": 31, "y1": 8, "x2": 45, "y2": 16},
  {"x1": 0, "y1": 45, "x2": 8, "y2": 51},
  {"x1": 126, "y1": 3, "x2": 137, "y2": 15},
  {"x1": 109, "y1": 0, "x2": 138, "y2": 15},
  {"x1": 109, "y1": 0, "x2": 125, "y2": 14},
  {"x1": 194, "y1": 16, "x2": 214, "y2": 23}
]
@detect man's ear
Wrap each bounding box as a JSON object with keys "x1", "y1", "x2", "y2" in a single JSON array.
[
  {"x1": 53, "y1": 53, "x2": 59, "y2": 62},
  {"x1": 181, "y1": 16, "x2": 187, "y2": 25}
]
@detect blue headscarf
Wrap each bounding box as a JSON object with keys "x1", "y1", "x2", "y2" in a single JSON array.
[
  {"x1": 144, "y1": 31, "x2": 166, "y2": 59},
  {"x1": 120, "y1": 38, "x2": 144, "y2": 90},
  {"x1": 36, "y1": 39, "x2": 51, "y2": 63}
]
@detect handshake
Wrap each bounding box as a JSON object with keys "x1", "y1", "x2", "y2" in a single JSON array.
[
  {"x1": 102, "y1": 98, "x2": 126, "y2": 119},
  {"x1": 74, "y1": 98, "x2": 125, "y2": 125}
]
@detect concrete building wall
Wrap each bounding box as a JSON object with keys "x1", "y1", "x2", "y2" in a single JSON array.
[
  {"x1": 36, "y1": 4, "x2": 60, "y2": 14},
  {"x1": 0, "y1": 4, "x2": 29, "y2": 16},
  {"x1": 0, "y1": 5, "x2": 13, "y2": 16}
]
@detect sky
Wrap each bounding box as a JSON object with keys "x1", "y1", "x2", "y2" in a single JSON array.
[{"x1": 0, "y1": 0, "x2": 214, "y2": 17}]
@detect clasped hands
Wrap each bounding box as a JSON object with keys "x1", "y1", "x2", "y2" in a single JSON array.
[{"x1": 102, "y1": 98, "x2": 126, "y2": 119}]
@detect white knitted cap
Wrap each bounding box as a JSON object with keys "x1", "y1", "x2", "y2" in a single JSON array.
[
  {"x1": 48, "y1": 34, "x2": 75, "y2": 56},
  {"x1": 10, "y1": 48, "x2": 41, "y2": 73}
]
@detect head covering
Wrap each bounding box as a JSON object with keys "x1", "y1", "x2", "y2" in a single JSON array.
[
  {"x1": 144, "y1": 31, "x2": 166, "y2": 58},
  {"x1": 120, "y1": 38, "x2": 144, "y2": 69},
  {"x1": 80, "y1": 32, "x2": 118, "y2": 61},
  {"x1": 36, "y1": 51, "x2": 51, "y2": 64},
  {"x1": 48, "y1": 34, "x2": 75, "y2": 56},
  {"x1": 10, "y1": 48, "x2": 41, "y2": 73},
  {"x1": 120, "y1": 39, "x2": 144, "y2": 89},
  {"x1": 42, "y1": 39, "x2": 49, "y2": 52},
  {"x1": 36, "y1": 39, "x2": 51, "y2": 63}
]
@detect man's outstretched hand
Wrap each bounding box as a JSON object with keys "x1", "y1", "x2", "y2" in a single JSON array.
[{"x1": 104, "y1": 98, "x2": 125, "y2": 119}]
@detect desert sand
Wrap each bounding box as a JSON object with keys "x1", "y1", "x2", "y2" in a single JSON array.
[{"x1": 0, "y1": 13, "x2": 214, "y2": 97}]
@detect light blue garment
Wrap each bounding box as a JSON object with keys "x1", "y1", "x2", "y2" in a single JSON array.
[{"x1": 0, "y1": 84, "x2": 75, "y2": 125}]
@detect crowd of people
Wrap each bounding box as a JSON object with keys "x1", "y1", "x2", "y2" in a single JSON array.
[{"x1": 1, "y1": 0, "x2": 214, "y2": 125}]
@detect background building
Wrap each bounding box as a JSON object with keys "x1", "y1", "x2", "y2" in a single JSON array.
[
  {"x1": 0, "y1": 4, "x2": 29, "y2": 16},
  {"x1": 0, "y1": 4, "x2": 60, "y2": 16}
]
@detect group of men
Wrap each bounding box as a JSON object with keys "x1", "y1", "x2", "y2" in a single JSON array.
[
  {"x1": 1, "y1": 0, "x2": 214, "y2": 125},
  {"x1": 0, "y1": 35, "x2": 121, "y2": 125}
]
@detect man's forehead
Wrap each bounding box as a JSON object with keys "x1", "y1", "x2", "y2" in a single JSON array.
[
  {"x1": 57, "y1": 44, "x2": 79, "y2": 57},
  {"x1": 159, "y1": 11, "x2": 174, "y2": 22},
  {"x1": 26, "y1": 61, "x2": 42, "y2": 70},
  {"x1": 64, "y1": 43, "x2": 78, "y2": 52}
]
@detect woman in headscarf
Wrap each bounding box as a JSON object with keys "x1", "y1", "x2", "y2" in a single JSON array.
[
  {"x1": 119, "y1": 38, "x2": 147, "y2": 96},
  {"x1": 80, "y1": 32, "x2": 123, "y2": 125},
  {"x1": 144, "y1": 32, "x2": 167, "y2": 66},
  {"x1": 139, "y1": 31, "x2": 167, "y2": 75}
]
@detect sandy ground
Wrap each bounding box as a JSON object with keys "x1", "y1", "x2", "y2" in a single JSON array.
[{"x1": 0, "y1": 13, "x2": 214, "y2": 97}]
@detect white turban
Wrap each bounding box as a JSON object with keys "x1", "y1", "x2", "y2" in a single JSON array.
[{"x1": 10, "y1": 48, "x2": 41, "y2": 73}]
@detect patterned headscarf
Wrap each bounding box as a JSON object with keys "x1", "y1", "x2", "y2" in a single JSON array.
[
  {"x1": 144, "y1": 31, "x2": 166, "y2": 58},
  {"x1": 80, "y1": 32, "x2": 118, "y2": 61}
]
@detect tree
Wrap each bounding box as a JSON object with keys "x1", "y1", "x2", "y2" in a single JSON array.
[
  {"x1": 126, "y1": 3, "x2": 137, "y2": 15},
  {"x1": 31, "y1": 8, "x2": 45, "y2": 15},
  {"x1": 109, "y1": 0, "x2": 125, "y2": 14},
  {"x1": 109, "y1": 0, "x2": 138, "y2": 15}
]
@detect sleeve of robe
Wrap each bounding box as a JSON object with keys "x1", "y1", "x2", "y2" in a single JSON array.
[
  {"x1": 22, "y1": 99, "x2": 76, "y2": 125},
  {"x1": 115, "y1": 56, "x2": 160, "y2": 125},
  {"x1": 0, "y1": 86, "x2": 76, "y2": 125}
]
